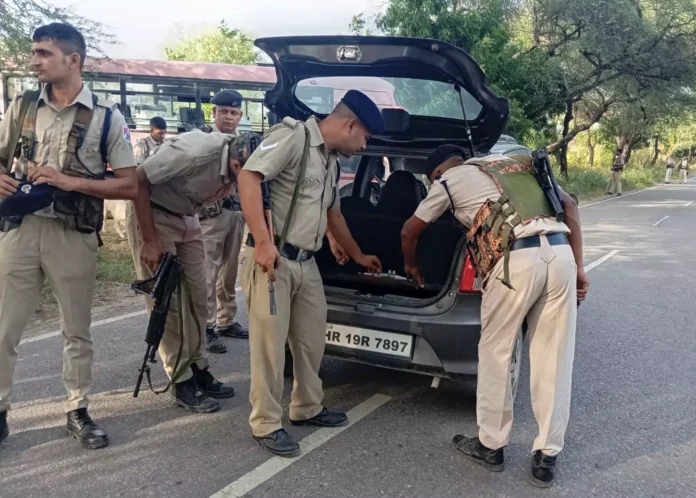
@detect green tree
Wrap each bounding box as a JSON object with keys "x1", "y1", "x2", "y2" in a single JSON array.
[
  {"x1": 0, "y1": 0, "x2": 116, "y2": 72},
  {"x1": 164, "y1": 21, "x2": 256, "y2": 65}
]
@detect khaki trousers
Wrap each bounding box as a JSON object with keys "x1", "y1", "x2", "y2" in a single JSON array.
[
  {"x1": 200, "y1": 209, "x2": 245, "y2": 327},
  {"x1": 607, "y1": 170, "x2": 622, "y2": 194},
  {"x1": 0, "y1": 215, "x2": 98, "y2": 413},
  {"x1": 242, "y1": 249, "x2": 326, "y2": 437},
  {"x1": 665, "y1": 168, "x2": 673, "y2": 183},
  {"x1": 679, "y1": 169, "x2": 688, "y2": 183},
  {"x1": 126, "y1": 208, "x2": 208, "y2": 383},
  {"x1": 477, "y1": 236, "x2": 577, "y2": 456}
]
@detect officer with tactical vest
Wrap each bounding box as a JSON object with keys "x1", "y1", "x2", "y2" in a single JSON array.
[
  {"x1": 127, "y1": 130, "x2": 255, "y2": 413},
  {"x1": 606, "y1": 148, "x2": 625, "y2": 196},
  {"x1": 401, "y1": 145, "x2": 589, "y2": 487},
  {"x1": 199, "y1": 90, "x2": 249, "y2": 357},
  {"x1": 238, "y1": 90, "x2": 382, "y2": 457},
  {"x1": 0, "y1": 23, "x2": 138, "y2": 449},
  {"x1": 134, "y1": 116, "x2": 168, "y2": 165}
]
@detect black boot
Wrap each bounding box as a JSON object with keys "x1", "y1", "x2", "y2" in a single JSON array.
[
  {"x1": 0, "y1": 410, "x2": 8, "y2": 444},
  {"x1": 205, "y1": 326, "x2": 227, "y2": 354},
  {"x1": 191, "y1": 363, "x2": 235, "y2": 399},
  {"x1": 290, "y1": 407, "x2": 347, "y2": 428},
  {"x1": 254, "y1": 429, "x2": 300, "y2": 458},
  {"x1": 66, "y1": 408, "x2": 109, "y2": 450},
  {"x1": 452, "y1": 435, "x2": 505, "y2": 472},
  {"x1": 530, "y1": 450, "x2": 557, "y2": 488},
  {"x1": 217, "y1": 322, "x2": 249, "y2": 339},
  {"x1": 170, "y1": 376, "x2": 219, "y2": 413}
]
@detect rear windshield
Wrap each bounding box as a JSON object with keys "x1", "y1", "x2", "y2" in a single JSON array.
[{"x1": 295, "y1": 76, "x2": 483, "y2": 121}]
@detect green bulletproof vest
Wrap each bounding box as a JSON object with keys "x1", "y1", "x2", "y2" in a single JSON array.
[{"x1": 465, "y1": 157, "x2": 556, "y2": 290}]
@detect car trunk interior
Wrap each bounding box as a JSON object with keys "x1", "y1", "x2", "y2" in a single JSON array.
[{"x1": 315, "y1": 155, "x2": 465, "y2": 300}]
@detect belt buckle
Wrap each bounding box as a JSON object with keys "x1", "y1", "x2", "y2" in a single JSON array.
[{"x1": 296, "y1": 249, "x2": 307, "y2": 262}]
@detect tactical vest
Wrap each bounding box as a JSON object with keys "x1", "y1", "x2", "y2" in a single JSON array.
[
  {"x1": 17, "y1": 89, "x2": 111, "y2": 234},
  {"x1": 463, "y1": 157, "x2": 556, "y2": 289}
]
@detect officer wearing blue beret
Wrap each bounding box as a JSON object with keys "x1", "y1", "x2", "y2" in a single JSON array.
[{"x1": 237, "y1": 90, "x2": 384, "y2": 457}]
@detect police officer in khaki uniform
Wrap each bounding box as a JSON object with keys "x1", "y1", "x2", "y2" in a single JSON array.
[
  {"x1": 134, "y1": 116, "x2": 168, "y2": 165},
  {"x1": 606, "y1": 148, "x2": 625, "y2": 196},
  {"x1": 238, "y1": 90, "x2": 383, "y2": 457},
  {"x1": 199, "y1": 90, "x2": 249, "y2": 356},
  {"x1": 401, "y1": 146, "x2": 590, "y2": 487},
  {"x1": 0, "y1": 23, "x2": 138, "y2": 449},
  {"x1": 127, "y1": 130, "x2": 247, "y2": 413}
]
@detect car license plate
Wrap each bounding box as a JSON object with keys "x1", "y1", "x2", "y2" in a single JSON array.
[{"x1": 325, "y1": 324, "x2": 413, "y2": 358}]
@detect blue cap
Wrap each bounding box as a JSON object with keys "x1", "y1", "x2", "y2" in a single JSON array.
[
  {"x1": 211, "y1": 90, "x2": 243, "y2": 108},
  {"x1": 341, "y1": 90, "x2": 384, "y2": 135},
  {"x1": 0, "y1": 180, "x2": 56, "y2": 217}
]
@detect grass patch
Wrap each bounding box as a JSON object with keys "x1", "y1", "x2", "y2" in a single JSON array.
[
  {"x1": 97, "y1": 228, "x2": 136, "y2": 284},
  {"x1": 556, "y1": 149, "x2": 665, "y2": 201}
]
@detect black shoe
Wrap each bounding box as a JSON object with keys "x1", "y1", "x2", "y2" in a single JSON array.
[
  {"x1": 0, "y1": 410, "x2": 8, "y2": 444},
  {"x1": 530, "y1": 450, "x2": 557, "y2": 488},
  {"x1": 290, "y1": 407, "x2": 347, "y2": 428},
  {"x1": 605, "y1": 192, "x2": 612, "y2": 195},
  {"x1": 66, "y1": 408, "x2": 109, "y2": 450},
  {"x1": 616, "y1": 193, "x2": 622, "y2": 196},
  {"x1": 170, "y1": 376, "x2": 219, "y2": 413},
  {"x1": 191, "y1": 363, "x2": 235, "y2": 399},
  {"x1": 205, "y1": 327, "x2": 227, "y2": 354},
  {"x1": 254, "y1": 429, "x2": 300, "y2": 458},
  {"x1": 217, "y1": 322, "x2": 249, "y2": 339},
  {"x1": 452, "y1": 435, "x2": 504, "y2": 472}
]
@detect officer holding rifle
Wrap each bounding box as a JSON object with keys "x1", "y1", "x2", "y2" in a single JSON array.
[
  {"x1": 126, "y1": 131, "x2": 256, "y2": 413},
  {"x1": 401, "y1": 146, "x2": 589, "y2": 487},
  {"x1": 238, "y1": 90, "x2": 383, "y2": 457}
]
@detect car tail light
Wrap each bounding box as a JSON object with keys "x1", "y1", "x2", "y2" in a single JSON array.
[{"x1": 459, "y1": 255, "x2": 482, "y2": 293}]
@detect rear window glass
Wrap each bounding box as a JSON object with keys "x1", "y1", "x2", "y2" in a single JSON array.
[{"x1": 295, "y1": 76, "x2": 483, "y2": 121}]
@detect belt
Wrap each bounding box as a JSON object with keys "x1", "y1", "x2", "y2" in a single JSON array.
[
  {"x1": 151, "y1": 202, "x2": 184, "y2": 217},
  {"x1": 222, "y1": 199, "x2": 242, "y2": 211},
  {"x1": 510, "y1": 233, "x2": 568, "y2": 251},
  {"x1": 246, "y1": 233, "x2": 314, "y2": 262}
]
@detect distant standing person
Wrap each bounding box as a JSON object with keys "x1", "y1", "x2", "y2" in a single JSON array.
[
  {"x1": 606, "y1": 148, "x2": 624, "y2": 197},
  {"x1": 665, "y1": 156, "x2": 675, "y2": 184},
  {"x1": 679, "y1": 155, "x2": 689, "y2": 184},
  {"x1": 133, "y1": 117, "x2": 168, "y2": 165}
]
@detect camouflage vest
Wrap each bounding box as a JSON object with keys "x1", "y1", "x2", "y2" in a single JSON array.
[
  {"x1": 18, "y1": 89, "x2": 111, "y2": 234},
  {"x1": 465, "y1": 158, "x2": 555, "y2": 289}
]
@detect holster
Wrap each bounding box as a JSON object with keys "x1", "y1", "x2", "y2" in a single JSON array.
[{"x1": 0, "y1": 216, "x2": 23, "y2": 233}]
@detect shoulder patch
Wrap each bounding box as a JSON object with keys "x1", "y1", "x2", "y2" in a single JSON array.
[{"x1": 122, "y1": 125, "x2": 132, "y2": 143}]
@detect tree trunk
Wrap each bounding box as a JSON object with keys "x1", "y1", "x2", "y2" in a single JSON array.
[
  {"x1": 650, "y1": 137, "x2": 659, "y2": 165},
  {"x1": 559, "y1": 98, "x2": 573, "y2": 176},
  {"x1": 588, "y1": 128, "x2": 595, "y2": 167}
]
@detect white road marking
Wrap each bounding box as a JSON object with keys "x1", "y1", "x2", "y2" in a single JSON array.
[
  {"x1": 685, "y1": 201, "x2": 693, "y2": 207},
  {"x1": 653, "y1": 216, "x2": 670, "y2": 227},
  {"x1": 584, "y1": 250, "x2": 620, "y2": 273},
  {"x1": 580, "y1": 187, "x2": 657, "y2": 209},
  {"x1": 19, "y1": 310, "x2": 148, "y2": 346},
  {"x1": 210, "y1": 394, "x2": 393, "y2": 498}
]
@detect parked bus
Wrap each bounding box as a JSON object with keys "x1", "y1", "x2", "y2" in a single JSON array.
[{"x1": 1, "y1": 58, "x2": 277, "y2": 141}]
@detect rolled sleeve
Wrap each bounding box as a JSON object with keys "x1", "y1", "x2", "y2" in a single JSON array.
[
  {"x1": 106, "y1": 109, "x2": 136, "y2": 170},
  {"x1": 243, "y1": 127, "x2": 302, "y2": 181},
  {"x1": 414, "y1": 181, "x2": 451, "y2": 224},
  {"x1": 140, "y1": 139, "x2": 193, "y2": 185}
]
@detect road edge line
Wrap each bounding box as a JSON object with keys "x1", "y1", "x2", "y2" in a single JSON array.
[{"x1": 584, "y1": 250, "x2": 620, "y2": 273}]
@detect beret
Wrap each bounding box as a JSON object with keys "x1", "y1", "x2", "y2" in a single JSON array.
[
  {"x1": 211, "y1": 90, "x2": 243, "y2": 108},
  {"x1": 0, "y1": 179, "x2": 56, "y2": 217},
  {"x1": 425, "y1": 145, "x2": 468, "y2": 180},
  {"x1": 341, "y1": 90, "x2": 384, "y2": 135}
]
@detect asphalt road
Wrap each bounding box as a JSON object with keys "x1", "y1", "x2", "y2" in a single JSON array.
[{"x1": 1, "y1": 180, "x2": 695, "y2": 498}]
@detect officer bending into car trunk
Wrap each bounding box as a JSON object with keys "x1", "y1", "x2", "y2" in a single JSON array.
[
  {"x1": 401, "y1": 145, "x2": 589, "y2": 488},
  {"x1": 0, "y1": 23, "x2": 138, "y2": 450},
  {"x1": 238, "y1": 90, "x2": 382, "y2": 458}
]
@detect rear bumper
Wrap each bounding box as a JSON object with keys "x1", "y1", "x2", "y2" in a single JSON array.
[{"x1": 324, "y1": 293, "x2": 482, "y2": 379}]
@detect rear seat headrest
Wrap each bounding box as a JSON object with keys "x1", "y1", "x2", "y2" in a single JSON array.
[{"x1": 382, "y1": 108, "x2": 411, "y2": 134}]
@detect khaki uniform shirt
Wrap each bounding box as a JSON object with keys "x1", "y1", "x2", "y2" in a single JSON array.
[
  {"x1": 243, "y1": 116, "x2": 340, "y2": 252},
  {"x1": 0, "y1": 84, "x2": 136, "y2": 217},
  {"x1": 134, "y1": 135, "x2": 165, "y2": 165},
  {"x1": 140, "y1": 130, "x2": 236, "y2": 216},
  {"x1": 415, "y1": 154, "x2": 570, "y2": 238}
]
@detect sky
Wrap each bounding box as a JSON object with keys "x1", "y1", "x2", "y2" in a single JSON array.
[{"x1": 51, "y1": 0, "x2": 383, "y2": 60}]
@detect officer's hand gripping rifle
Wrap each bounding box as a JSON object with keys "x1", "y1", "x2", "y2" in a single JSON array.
[
  {"x1": 131, "y1": 252, "x2": 182, "y2": 398},
  {"x1": 532, "y1": 148, "x2": 565, "y2": 223}
]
